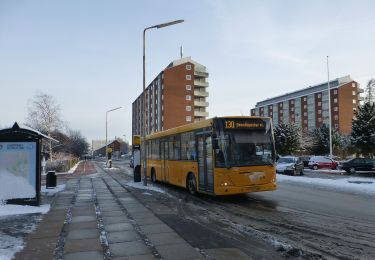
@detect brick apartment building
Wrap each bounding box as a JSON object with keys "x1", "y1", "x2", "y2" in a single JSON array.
[
  {"x1": 132, "y1": 57, "x2": 209, "y2": 136},
  {"x1": 251, "y1": 75, "x2": 363, "y2": 134}
]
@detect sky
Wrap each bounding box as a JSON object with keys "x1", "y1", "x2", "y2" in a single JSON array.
[{"x1": 1, "y1": 0, "x2": 374, "y2": 144}]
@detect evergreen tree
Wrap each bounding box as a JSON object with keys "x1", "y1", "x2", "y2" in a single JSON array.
[
  {"x1": 308, "y1": 124, "x2": 343, "y2": 155},
  {"x1": 351, "y1": 102, "x2": 375, "y2": 157},
  {"x1": 274, "y1": 124, "x2": 301, "y2": 155}
]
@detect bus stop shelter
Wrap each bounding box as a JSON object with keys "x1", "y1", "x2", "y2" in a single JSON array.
[{"x1": 0, "y1": 122, "x2": 57, "y2": 206}]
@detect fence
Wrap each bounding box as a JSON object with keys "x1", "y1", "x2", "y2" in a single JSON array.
[{"x1": 46, "y1": 158, "x2": 79, "y2": 172}]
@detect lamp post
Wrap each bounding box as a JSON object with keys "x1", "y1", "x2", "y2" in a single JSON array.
[
  {"x1": 142, "y1": 19, "x2": 184, "y2": 186},
  {"x1": 326, "y1": 56, "x2": 333, "y2": 158},
  {"x1": 106, "y1": 106, "x2": 122, "y2": 167}
]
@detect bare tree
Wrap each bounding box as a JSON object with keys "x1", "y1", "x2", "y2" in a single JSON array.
[
  {"x1": 365, "y1": 78, "x2": 375, "y2": 104},
  {"x1": 26, "y1": 92, "x2": 63, "y2": 160}
]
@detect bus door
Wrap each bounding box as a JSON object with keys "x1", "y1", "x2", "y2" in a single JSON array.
[
  {"x1": 196, "y1": 133, "x2": 214, "y2": 192},
  {"x1": 161, "y1": 140, "x2": 169, "y2": 182}
]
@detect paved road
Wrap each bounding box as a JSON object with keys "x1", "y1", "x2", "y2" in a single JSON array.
[
  {"x1": 112, "y1": 159, "x2": 375, "y2": 259},
  {"x1": 255, "y1": 181, "x2": 375, "y2": 222}
]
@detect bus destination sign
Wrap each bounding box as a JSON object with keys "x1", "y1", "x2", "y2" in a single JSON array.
[{"x1": 224, "y1": 119, "x2": 266, "y2": 130}]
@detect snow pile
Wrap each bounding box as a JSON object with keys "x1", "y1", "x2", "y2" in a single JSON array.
[
  {"x1": 125, "y1": 181, "x2": 165, "y2": 194},
  {"x1": 41, "y1": 184, "x2": 66, "y2": 195},
  {"x1": 0, "y1": 171, "x2": 35, "y2": 201},
  {"x1": 277, "y1": 174, "x2": 375, "y2": 196},
  {"x1": 0, "y1": 234, "x2": 24, "y2": 260},
  {"x1": 68, "y1": 161, "x2": 80, "y2": 173},
  {"x1": 0, "y1": 204, "x2": 50, "y2": 217}
]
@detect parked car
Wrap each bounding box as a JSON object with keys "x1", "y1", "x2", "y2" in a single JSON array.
[
  {"x1": 340, "y1": 158, "x2": 375, "y2": 174},
  {"x1": 308, "y1": 156, "x2": 338, "y2": 170},
  {"x1": 276, "y1": 156, "x2": 304, "y2": 175},
  {"x1": 299, "y1": 156, "x2": 311, "y2": 167}
]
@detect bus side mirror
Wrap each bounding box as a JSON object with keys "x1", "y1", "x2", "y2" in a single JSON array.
[
  {"x1": 212, "y1": 134, "x2": 219, "y2": 149},
  {"x1": 212, "y1": 139, "x2": 219, "y2": 149}
]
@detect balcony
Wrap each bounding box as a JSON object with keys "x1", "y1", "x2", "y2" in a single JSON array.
[
  {"x1": 194, "y1": 80, "x2": 209, "y2": 88},
  {"x1": 194, "y1": 100, "x2": 209, "y2": 107},
  {"x1": 194, "y1": 70, "x2": 209, "y2": 78},
  {"x1": 194, "y1": 90, "x2": 209, "y2": 97},
  {"x1": 194, "y1": 111, "x2": 209, "y2": 117}
]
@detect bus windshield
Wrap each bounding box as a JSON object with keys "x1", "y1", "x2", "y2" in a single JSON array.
[{"x1": 214, "y1": 119, "x2": 275, "y2": 168}]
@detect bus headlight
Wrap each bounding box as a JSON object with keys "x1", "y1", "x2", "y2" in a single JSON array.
[{"x1": 220, "y1": 176, "x2": 233, "y2": 186}]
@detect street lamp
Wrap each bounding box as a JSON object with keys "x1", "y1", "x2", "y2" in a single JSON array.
[
  {"x1": 106, "y1": 106, "x2": 122, "y2": 167},
  {"x1": 142, "y1": 19, "x2": 184, "y2": 186},
  {"x1": 326, "y1": 56, "x2": 333, "y2": 158}
]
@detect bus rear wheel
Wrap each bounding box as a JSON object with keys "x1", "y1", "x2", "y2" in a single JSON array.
[{"x1": 187, "y1": 174, "x2": 197, "y2": 195}]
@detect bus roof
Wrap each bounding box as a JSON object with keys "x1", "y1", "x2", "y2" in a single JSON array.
[{"x1": 144, "y1": 116, "x2": 271, "y2": 140}]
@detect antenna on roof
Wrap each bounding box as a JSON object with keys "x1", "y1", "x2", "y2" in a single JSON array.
[{"x1": 180, "y1": 45, "x2": 183, "y2": 59}]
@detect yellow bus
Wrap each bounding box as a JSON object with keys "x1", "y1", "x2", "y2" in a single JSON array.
[{"x1": 143, "y1": 116, "x2": 277, "y2": 195}]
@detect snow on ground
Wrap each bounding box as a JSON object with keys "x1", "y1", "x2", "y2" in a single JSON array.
[
  {"x1": 277, "y1": 174, "x2": 375, "y2": 196},
  {"x1": 0, "y1": 204, "x2": 50, "y2": 217},
  {"x1": 0, "y1": 234, "x2": 24, "y2": 260},
  {"x1": 41, "y1": 184, "x2": 66, "y2": 196},
  {"x1": 125, "y1": 181, "x2": 166, "y2": 194},
  {"x1": 68, "y1": 161, "x2": 81, "y2": 173}
]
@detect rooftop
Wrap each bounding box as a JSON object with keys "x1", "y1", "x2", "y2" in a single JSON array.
[{"x1": 255, "y1": 75, "x2": 353, "y2": 108}]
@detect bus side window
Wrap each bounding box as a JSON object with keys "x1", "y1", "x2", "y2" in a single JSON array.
[{"x1": 181, "y1": 132, "x2": 195, "y2": 160}]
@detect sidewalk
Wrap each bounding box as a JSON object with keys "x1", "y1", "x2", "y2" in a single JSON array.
[{"x1": 14, "y1": 161, "x2": 205, "y2": 260}]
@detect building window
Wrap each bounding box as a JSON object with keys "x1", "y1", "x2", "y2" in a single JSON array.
[
  {"x1": 318, "y1": 118, "x2": 322, "y2": 122},
  {"x1": 186, "y1": 64, "x2": 191, "y2": 70},
  {"x1": 334, "y1": 107, "x2": 338, "y2": 111},
  {"x1": 334, "y1": 98, "x2": 338, "y2": 103},
  {"x1": 291, "y1": 107, "x2": 294, "y2": 112},
  {"x1": 291, "y1": 100, "x2": 294, "y2": 105},
  {"x1": 335, "y1": 124, "x2": 339, "y2": 129},
  {"x1": 352, "y1": 83, "x2": 356, "y2": 88},
  {"x1": 186, "y1": 95, "x2": 191, "y2": 101},
  {"x1": 353, "y1": 108, "x2": 357, "y2": 112},
  {"x1": 280, "y1": 110, "x2": 283, "y2": 114},
  {"x1": 269, "y1": 112, "x2": 273, "y2": 116},
  {"x1": 353, "y1": 99, "x2": 356, "y2": 104},
  {"x1": 186, "y1": 106, "x2": 191, "y2": 111},
  {"x1": 318, "y1": 93, "x2": 321, "y2": 98},
  {"x1": 186, "y1": 116, "x2": 191, "y2": 122},
  {"x1": 303, "y1": 112, "x2": 307, "y2": 116},
  {"x1": 333, "y1": 89, "x2": 338, "y2": 95},
  {"x1": 318, "y1": 110, "x2": 322, "y2": 114},
  {"x1": 334, "y1": 115, "x2": 339, "y2": 120},
  {"x1": 186, "y1": 85, "x2": 191, "y2": 90},
  {"x1": 318, "y1": 101, "x2": 322, "y2": 106},
  {"x1": 304, "y1": 120, "x2": 307, "y2": 124},
  {"x1": 352, "y1": 90, "x2": 356, "y2": 95},
  {"x1": 303, "y1": 97, "x2": 307, "y2": 101},
  {"x1": 186, "y1": 75, "x2": 191, "y2": 80},
  {"x1": 303, "y1": 105, "x2": 307, "y2": 109}
]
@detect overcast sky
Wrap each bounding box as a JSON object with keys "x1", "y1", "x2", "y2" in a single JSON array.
[{"x1": 1, "y1": 0, "x2": 374, "y2": 144}]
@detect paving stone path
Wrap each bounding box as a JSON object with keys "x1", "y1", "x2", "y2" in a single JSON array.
[{"x1": 15, "y1": 161, "x2": 205, "y2": 260}]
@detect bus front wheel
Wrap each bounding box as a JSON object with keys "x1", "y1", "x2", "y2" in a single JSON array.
[
  {"x1": 151, "y1": 169, "x2": 157, "y2": 183},
  {"x1": 187, "y1": 174, "x2": 197, "y2": 195}
]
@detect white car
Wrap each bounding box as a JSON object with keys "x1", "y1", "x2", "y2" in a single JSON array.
[{"x1": 276, "y1": 156, "x2": 304, "y2": 176}]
